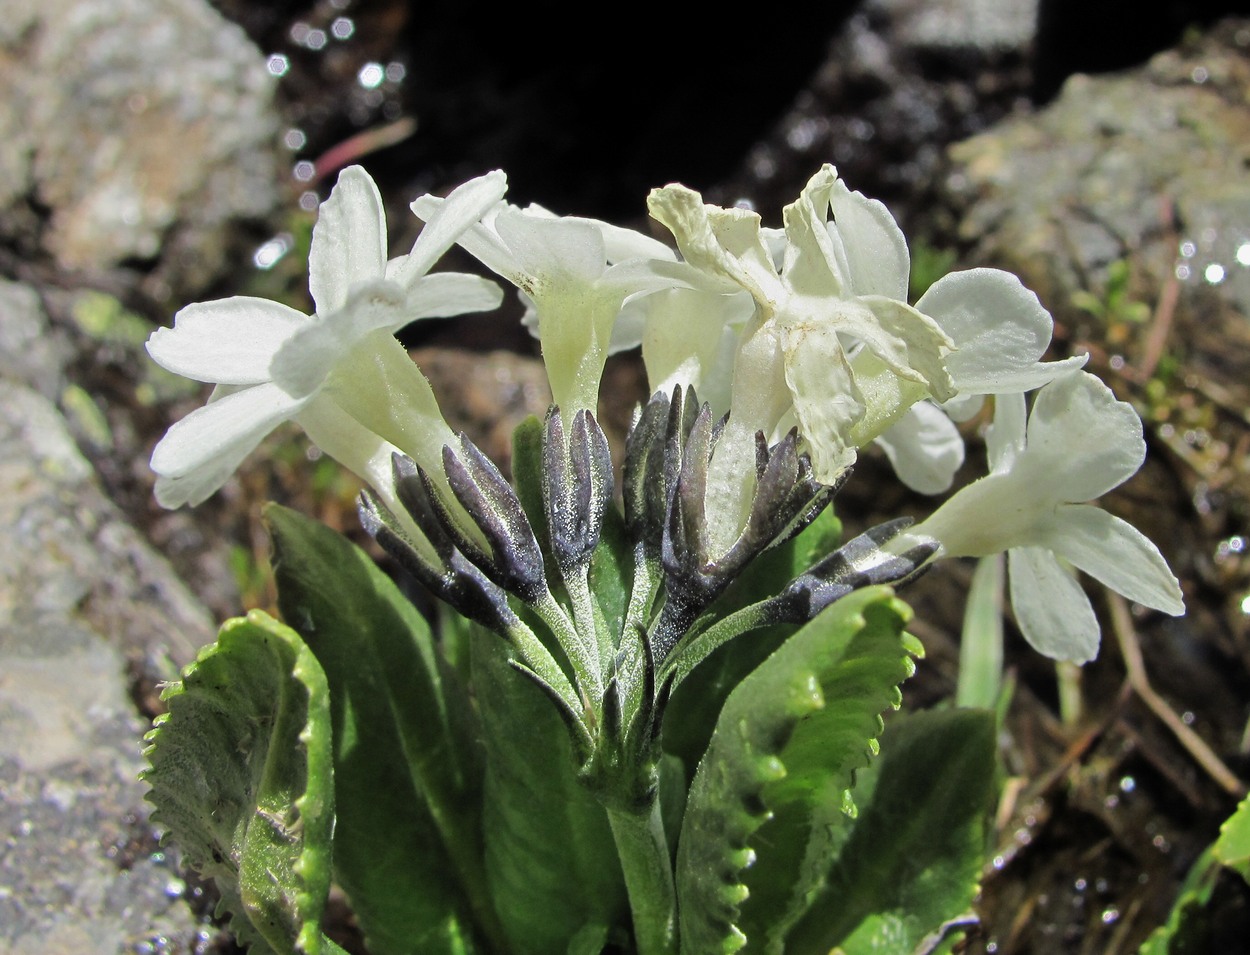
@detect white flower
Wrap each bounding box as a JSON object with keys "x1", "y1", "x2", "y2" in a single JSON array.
[
  {"x1": 859, "y1": 268, "x2": 1088, "y2": 493},
  {"x1": 909, "y1": 370, "x2": 1184, "y2": 662},
  {"x1": 410, "y1": 194, "x2": 690, "y2": 418},
  {"x1": 648, "y1": 165, "x2": 1089, "y2": 501},
  {"x1": 146, "y1": 165, "x2": 505, "y2": 508},
  {"x1": 648, "y1": 164, "x2": 957, "y2": 489}
]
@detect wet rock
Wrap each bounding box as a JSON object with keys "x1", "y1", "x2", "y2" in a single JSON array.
[
  {"x1": 0, "y1": 278, "x2": 219, "y2": 953},
  {"x1": 711, "y1": 0, "x2": 1040, "y2": 226},
  {"x1": 0, "y1": 0, "x2": 282, "y2": 302},
  {"x1": 0, "y1": 614, "x2": 203, "y2": 955}
]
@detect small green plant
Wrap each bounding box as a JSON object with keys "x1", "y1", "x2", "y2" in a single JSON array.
[
  {"x1": 1142, "y1": 793, "x2": 1250, "y2": 953},
  {"x1": 140, "y1": 166, "x2": 1183, "y2": 954},
  {"x1": 1071, "y1": 257, "x2": 1152, "y2": 329}
]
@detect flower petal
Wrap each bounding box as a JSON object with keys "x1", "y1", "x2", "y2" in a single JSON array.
[
  {"x1": 780, "y1": 320, "x2": 863, "y2": 483},
  {"x1": 647, "y1": 185, "x2": 777, "y2": 300},
  {"x1": 269, "y1": 280, "x2": 408, "y2": 399},
  {"x1": 782, "y1": 165, "x2": 854, "y2": 298},
  {"x1": 874, "y1": 401, "x2": 965, "y2": 494},
  {"x1": 150, "y1": 382, "x2": 306, "y2": 482},
  {"x1": 309, "y1": 166, "x2": 388, "y2": 315},
  {"x1": 641, "y1": 287, "x2": 750, "y2": 413},
  {"x1": 1009, "y1": 546, "x2": 1101, "y2": 663},
  {"x1": 410, "y1": 194, "x2": 521, "y2": 282},
  {"x1": 828, "y1": 173, "x2": 910, "y2": 299},
  {"x1": 396, "y1": 170, "x2": 509, "y2": 284},
  {"x1": 592, "y1": 217, "x2": 678, "y2": 263},
  {"x1": 940, "y1": 393, "x2": 985, "y2": 423},
  {"x1": 523, "y1": 205, "x2": 677, "y2": 264},
  {"x1": 1025, "y1": 370, "x2": 1145, "y2": 501},
  {"x1": 1044, "y1": 505, "x2": 1185, "y2": 615},
  {"x1": 981, "y1": 354, "x2": 1091, "y2": 395},
  {"x1": 146, "y1": 298, "x2": 306, "y2": 384},
  {"x1": 916, "y1": 269, "x2": 1055, "y2": 393},
  {"x1": 494, "y1": 208, "x2": 607, "y2": 290},
  {"x1": 405, "y1": 272, "x2": 503, "y2": 321},
  {"x1": 153, "y1": 468, "x2": 236, "y2": 509},
  {"x1": 858, "y1": 295, "x2": 956, "y2": 400}
]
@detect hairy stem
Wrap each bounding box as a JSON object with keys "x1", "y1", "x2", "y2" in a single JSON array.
[{"x1": 607, "y1": 800, "x2": 678, "y2": 955}]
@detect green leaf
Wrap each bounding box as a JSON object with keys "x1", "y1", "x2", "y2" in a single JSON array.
[
  {"x1": 1139, "y1": 846, "x2": 1222, "y2": 955},
  {"x1": 675, "y1": 587, "x2": 918, "y2": 954},
  {"x1": 266, "y1": 504, "x2": 499, "y2": 954},
  {"x1": 472, "y1": 627, "x2": 628, "y2": 955},
  {"x1": 781, "y1": 707, "x2": 996, "y2": 955},
  {"x1": 956, "y1": 555, "x2": 1004, "y2": 709},
  {"x1": 1214, "y1": 792, "x2": 1250, "y2": 881},
  {"x1": 1143, "y1": 794, "x2": 1250, "y2": 954},
  {"x1": 143, "y1": 611, "x2": 334, "y2": 954}
]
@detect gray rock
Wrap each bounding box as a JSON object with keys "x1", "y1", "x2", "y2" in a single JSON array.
[
  {"x1": 710, "y1": 0, "x2": 1038, "y2": 226},
  {"x1": 0, "y1": 280, "x2": 69, "y2": 401},
  {"x1": 871, "y1": 0, "x2": 1039, "y2": 53},
  {"x1": 0, "y1": 372, "x2": 218, "y2": 950},
  {"x1": 0, "y1": 614, "x2": 204, "y2": 955},
  {"x1": 943, "y1": 18, "x2": 1250, "y2": 405},
  {"x1": 0, "y1": 0, "x2": 282, "y2": 301}
]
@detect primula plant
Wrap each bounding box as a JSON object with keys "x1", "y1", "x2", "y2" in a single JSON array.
[{"x1": 141, "y1": 164, "x2": 1184, "y2": 955}]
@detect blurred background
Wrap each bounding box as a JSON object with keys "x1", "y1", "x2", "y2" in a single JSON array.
[{"x1": 1, "y1": 1, "x2": 1248, "y2": 951}]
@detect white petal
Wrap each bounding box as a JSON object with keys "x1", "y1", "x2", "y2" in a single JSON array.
[
  {"x1": 974, "y1": 354, "x2": 1091, "y2": 395},
  {"x1": 566, "y1": 213, "x2": 677, "y2": 264},
  {"x1": 857, "y1": 295, "x2": 956, "y2": 400},
  {"x1": 153, "y1": 430, "x2": 260, "y2": 507},
  {"x1": 146, "y1": 298, "x2": 306, "y2": 384},
  {"x1": 782, "y1": 166, "x2": 854, "y2": 298},
  {"x1": 1044, "y1": 505, "x2": 1185, "y2": 615},
  {"x1": 917, "y1": 269, "x2": 1054, "y2": 393},
  {"x1": 410, "y1": 195, "x2": 522, "y2": 283},
  {"x1": 309, "y1": 166, "x2": 388, "y2": 315},
  {"x1": 405, "y1": 272, "x2": 503, "y2": 320},
  {"x1": 874, "y1": 401, "x2": 964, "y2": 495},
  {"x1": 610, "y1": 298, "x2": 647, "y2": 354},
  {"x1": 781, "y1": 321, "x2": 863, "y2": 483},
  {"x1": 396, "y1": 170, "x2": 508, "y2": 284},
  {"x1": 269, "y1": 280, "x2": 408, "y2": 399},
  {"x1": 1025, "y1": 370, "x2": 1145, "y2": 501},
  {"x1": 640, "y1": 287, "x2": 748, "y2": 407},
  {"x1": 1009, "y1": 546, "x2": 1101, "y2": 663},
  {"x1": 150, "y1": 382, "x2": 305, "y2": 480},
  {"x1": 647, "y1": 185, "x2": 777, "y2": 299},
  {"x1": 494, "y1": 208, "x2": 606, "y2": 289},
  {"x1": 941, "y1": 393, "x2": 985, "y2": 423},
  {"x1": 828, "y1": 173, "x2": 909, "y2": 300},
  {"x1": 602, "y1": 256, "x2": 707, "y2": 299}
]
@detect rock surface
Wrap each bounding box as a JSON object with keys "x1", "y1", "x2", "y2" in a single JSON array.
[
  {"x1": 0, "y1": 5, "x2": 284, "y2": 947},
  {"x1": 0, "y1": 0, "x2": 281, "y2": 302},
  {"x1": 0, "y1": 372, "x2": 216, "y2": 952}
]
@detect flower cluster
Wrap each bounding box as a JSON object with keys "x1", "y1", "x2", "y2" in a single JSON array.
[{"x1": 147, "y1": 162, "x2": 1183, "y2": 746}]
